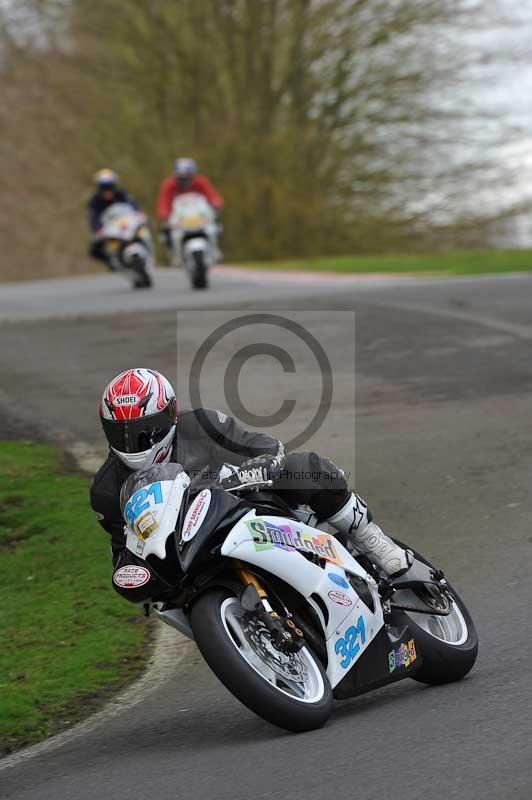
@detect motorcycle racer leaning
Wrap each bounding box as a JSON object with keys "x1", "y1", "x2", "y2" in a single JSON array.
[
  {"x1": 156, "y1": 158, "x2": 223, "y2": 255},
  {"x1": 90, "y1": 368, "x2": 412, "y2": 601},
  {"x1": 87, "y1": 169, "x2": 139, "y2": 265}
]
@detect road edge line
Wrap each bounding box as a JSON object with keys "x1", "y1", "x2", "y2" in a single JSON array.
[{"x1": 0, "y1": 443, "x2": 195, "y2": 772}]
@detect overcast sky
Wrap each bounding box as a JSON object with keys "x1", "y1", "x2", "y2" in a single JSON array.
[
  {"x1": 475, "y1": 2, "x2": 532, "y2": 239},
  {"x1": 478, "y1": 2, "x2": 532, "y2": 192}
]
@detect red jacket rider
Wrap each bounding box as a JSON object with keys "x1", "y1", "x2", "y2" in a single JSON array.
[{"x1": 156, "y1": 158, "x2": 224, "y2": 222}]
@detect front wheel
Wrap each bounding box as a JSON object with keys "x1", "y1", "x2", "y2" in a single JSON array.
[
  {"x1": 190, "y1": 250, "x2": 208, "y2": 289},
  {"x1": 190, "y1": 588, "x2": 333, "y2": 732},
  {"x1": 129, "y1": 254, "x2": 152, "y2": 289},
  {"x1": 133, "y1": 273, "x2": 152, "y2": 289}
]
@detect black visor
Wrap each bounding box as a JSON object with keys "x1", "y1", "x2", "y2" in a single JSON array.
[{"x1": 101, "y1": 405, "x2": 175, "y2": 454}]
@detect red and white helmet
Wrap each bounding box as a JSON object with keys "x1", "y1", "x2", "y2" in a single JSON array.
[{"x1": 100, "y1": 368, "x2": 178, "y2": 470}]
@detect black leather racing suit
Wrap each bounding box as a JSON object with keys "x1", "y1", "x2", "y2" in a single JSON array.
[
  {"x1": 87, "y1": 189, "x2": 137, "y2": 233},
  {"x1": 87, "y1": 189, "x2": 138, "y2": 262},
  {"x1": 90, "y1": 408, "x2": 350, "y2": 561}
]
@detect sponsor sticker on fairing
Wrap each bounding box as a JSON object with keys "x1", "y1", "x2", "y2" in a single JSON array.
[
  {"x1": 182, "y1": 489, "x2": 211, "y2": 542},
  {"x1": 113, "y1": 565, "x2": 150, "y2": 589},
  {"x1": 335, "y1": 615, "x2": 367, "y2": 669},
  {"x1": 328, "y1": 589, "x2": 353, "y2": 607},
  {"x1": 388, "y1": 639, "x2": 417, "y2": 673},
  {"x1": 328, "y1": 572, "x2": 349, "y2": 589},
  {"x1": 247, "y1": 519, "x2": 344, "y2": 565},
  {"x1": 135, "y1": 510, "x2": 158, "y2": 540}
]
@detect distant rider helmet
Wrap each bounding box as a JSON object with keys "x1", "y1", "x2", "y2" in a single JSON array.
[
  {"x1": 174, "y1": 157, "x2": 197, "y2": 189},
  {"x1": 95, "y1": 168, "x2": 118, "y2": 200},
  {"x1": 100, "y1": 368, "x2": 178, "y2": 471}
]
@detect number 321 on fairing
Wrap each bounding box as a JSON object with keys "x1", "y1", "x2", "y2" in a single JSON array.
[{"x1": 334, "y1": 615, "x2": 366, "y2": 669}]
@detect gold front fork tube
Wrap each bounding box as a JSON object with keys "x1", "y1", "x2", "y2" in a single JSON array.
[
  {"x1": 235, "y1": 564, "x2": 267, "y2": 597},
  {"x1": 235, "y1": 563, "x2": 278, "y2": 614}
]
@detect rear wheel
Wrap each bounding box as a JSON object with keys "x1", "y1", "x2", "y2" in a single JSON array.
[
  {"x1": 405, "y1": 588, "x2": 477, "y2": 684},
  {"x1": 392, "y1": 542, "x2": 478, "y2": 684},
  {"x1": 190, "y1": 588, "x2": 333, "y2": 732}
]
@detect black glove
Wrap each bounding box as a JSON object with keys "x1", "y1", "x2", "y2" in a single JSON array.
[
  {"x1": 217, "y1": 456, "x2": 279, "y2": 489},
  {"x1": 236, "y1": 455, "x2": 281, "y2": 484}
]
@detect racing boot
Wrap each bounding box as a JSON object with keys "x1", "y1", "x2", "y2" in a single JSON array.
[{"x1": 326, "y1": 493, "x2": 412, "y2": 577}]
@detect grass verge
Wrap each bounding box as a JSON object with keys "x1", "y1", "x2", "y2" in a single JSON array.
[
  {"x1": 0, "y1": 441, "x2": 150, "y2": 754},
  {"x1": 236, "y1": 249, "x2": 532, "y2": 276}
]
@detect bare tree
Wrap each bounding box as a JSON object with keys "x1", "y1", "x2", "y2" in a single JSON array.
[{"x1": 0, "y1": 0, "x2": 525, "y2": 279}]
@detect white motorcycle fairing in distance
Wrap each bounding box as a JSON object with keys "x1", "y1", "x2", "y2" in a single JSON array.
[
  {"x1": 96, "y1": 202, "x2": 155, "y2": 284},
  {"x1": 167, "y1": 192, "x2": 218, "y2": 270}
]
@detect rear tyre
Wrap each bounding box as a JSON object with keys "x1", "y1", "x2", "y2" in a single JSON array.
[
  {"x1": 408, "y1": 590, "x2": 478, "y2": 685},
  {"x1": 393, "y1": 541, "x2": 478, "y2": 685},
  {"x1": 191, "y1": 250, "x2": 208, "y2": 289},
  {"x1": 190, "y1": 588, "x2": 333, "y2": 732}
]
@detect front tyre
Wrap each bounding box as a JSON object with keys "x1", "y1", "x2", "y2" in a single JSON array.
[
  {"x1": 190, "y1": 588, "x2": 333, "y2": 732},
  {"x1": 130, "y1": 254, "x2": 153, "y2": 289},
  {"x1": 190, "y1": 250, "x2": 208, "y2": 289},
  {"x1": 133, "y1": 273, "x2": 153, "y2": 289}
]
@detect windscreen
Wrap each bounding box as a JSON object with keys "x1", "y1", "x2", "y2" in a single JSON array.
[
  {"x1": 120, "y1": 463, "x2": 185, "y2": 516},
  {"x1": 101, "y1": 203, "x2": 135, "y2": 223},
  {"x1": 171, "y1": 193, "x2": 211, "y2": 219}
]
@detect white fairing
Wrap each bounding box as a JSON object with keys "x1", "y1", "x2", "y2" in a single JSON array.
[
  {"x1": 124, "y1": 469, "x2": 194, "y2": 639},
  {"x1": 122, "y1": 242, "x2": 152, "y2": 270},
  {"x1": 168, "y1": 192, "x2": 218, "y2": 269},
  {"x1": 182, "y1": 489, "x2": 211, "y2": 542},
  {"x1": 98, "y1": 202, "x2": 154, "y2": 278},
  {"x1": 123, "y1": 477, "x2": 383, "y2": 686},
  {"x1": 221, "y1": 513, "x2": 384, "y2": 689},
  {"x1": 124, "y1": 472, "x2": 190, "y2": 560},
  {"x1": 100, "y1": 203, "x2": 150, "y2": 242}
]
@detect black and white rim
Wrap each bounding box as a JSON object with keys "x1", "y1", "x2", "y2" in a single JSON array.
[
  {"x1": 405, "y1": 595, "x2": 469, "y2": 646},
  {"x1": 220, "y1": 598, "x2": 325, "y2": 704}
]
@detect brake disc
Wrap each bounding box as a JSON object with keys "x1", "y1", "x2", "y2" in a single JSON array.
[{"x1": 242, "y1": 616, "x2": 309, "y2": 683}]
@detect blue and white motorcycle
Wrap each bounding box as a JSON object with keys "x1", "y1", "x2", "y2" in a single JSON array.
[
  {"x1": 96, "y1": 203, "x2": 154, "y2": 289},
  {"x1": 116, "y1": 464, "x2": 478, "y2": 732}
]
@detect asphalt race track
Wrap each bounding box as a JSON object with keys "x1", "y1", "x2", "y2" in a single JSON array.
[{"x1": 1, "y1": 266, "x2": 532, "y2": 799}]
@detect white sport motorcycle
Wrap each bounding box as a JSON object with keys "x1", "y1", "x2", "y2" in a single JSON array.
[
  {"x1": 167, "y1": 192, "x2": 219, "y2": 289},
  {"x1": 95, "y1": 203, "x2": 154, "y2": 289},
  {"x1": 115, "y1": 464, "x2": 478, "y2": 732}
]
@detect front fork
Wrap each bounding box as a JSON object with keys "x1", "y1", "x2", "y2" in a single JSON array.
[{"x1": 234, "y1": 562, "x2": 304, "y2": 652}]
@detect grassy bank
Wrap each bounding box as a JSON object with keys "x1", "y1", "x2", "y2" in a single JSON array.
[
  {"x1": 236, "y1": 249, "x2": 532, "y2": 276},
  {"x1": 0, "y1": 442, "x2": 150, "y2": 754}
]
